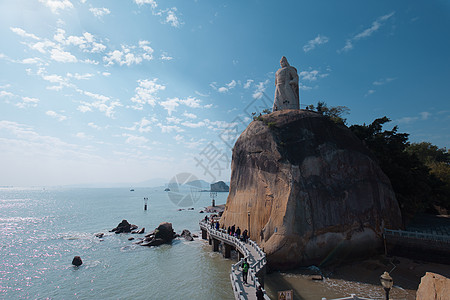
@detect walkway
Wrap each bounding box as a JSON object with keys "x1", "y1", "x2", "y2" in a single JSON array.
[{"x1": 199, "y1": 220, "x2": 270, "y2": 300}]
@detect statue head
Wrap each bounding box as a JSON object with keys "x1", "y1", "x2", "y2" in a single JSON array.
[{"x1": 280, "y1": 56, "x2": 289, "y2": 68}]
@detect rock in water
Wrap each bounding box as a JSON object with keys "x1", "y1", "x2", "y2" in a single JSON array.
[
  {"x1": 220, "y1": 110, "x2": 402, "y2": 269},
  {"x1": 110, "y1": 219, "x2": 132, "y2": 234},
  {"x1": 180, "y1": 229, "x2": 194, "y2": 241},
  {"x1": 141, "y1": 222, "x2": 176, "y2": 247},
  {"x1": 72, "y1": 256, "x2": 83, "y2": 266},
  {"x1": 416, "y1": 272, "x2": 450, "y2": 300}
]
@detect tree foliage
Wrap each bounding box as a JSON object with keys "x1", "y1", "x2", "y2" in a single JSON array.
[
  {"x1": 349, "y1": 118, "x2": 450, "y2": 216},
  {"x1": 311, "y1": 101, "x2": 350, "y2": 125}
]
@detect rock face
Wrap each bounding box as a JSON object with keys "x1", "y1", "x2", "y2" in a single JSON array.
[
  {"x1": 211, "y1": 181, "x2": 230, "y2": 192},
  {"x1": 416, "y1": 272, "x2": 450, "y2": 300},
  {"x1": 141, "y1": 222, "x2": 176, "y2": 247},
  {"x1": 220, "y1": 110, "x2": 402, "y2": 269}
]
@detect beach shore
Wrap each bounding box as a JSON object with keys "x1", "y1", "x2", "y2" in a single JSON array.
[{"x1": 264, "y1": 255, "x2": 450, "y2": 300}]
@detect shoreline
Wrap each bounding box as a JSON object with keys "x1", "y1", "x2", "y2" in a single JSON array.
[{"x1": 264, "y1": 255, "x2": 450, "y2": 300}]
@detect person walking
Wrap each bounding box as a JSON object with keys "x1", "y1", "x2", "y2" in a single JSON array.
[
  {"x1": 256, "y1": 285, "x2": 264, "y2": 300},
  {"x1": 241, "y1": 258, "x2": 249, "y2": 284}
]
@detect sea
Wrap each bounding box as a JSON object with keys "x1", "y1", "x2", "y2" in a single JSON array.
[{"x1": 0, "y1": 187, "x2": 417, "y2": 299}]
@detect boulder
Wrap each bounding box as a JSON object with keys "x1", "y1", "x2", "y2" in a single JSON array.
[
  {"x1": 110, "y1": 219, "x2": 132, "y2": 234},
  {"x1": 72, "y1": 256, "x2": 83, "y2": 266},
  {"x1": 416, "y1": 272, "x2": 450, "y2": 300},
  {"x1": 220, "y1": 110, "x2": 402, "y2": 269},
  {"x1": 180, "y1": 229, "x2": 194, "y2": 241},
  {"x1": 140, "y1": 222, "x2": 176, "y2": 247}
]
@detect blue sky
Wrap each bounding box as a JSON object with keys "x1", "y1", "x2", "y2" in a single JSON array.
[{"x1": 0, "y1": 0, "x2": 449, "y2": 186}]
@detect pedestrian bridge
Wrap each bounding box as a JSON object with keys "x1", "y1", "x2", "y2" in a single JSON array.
[{"x1": 199, "y1": 220, "x2": 270, "y2": 300}]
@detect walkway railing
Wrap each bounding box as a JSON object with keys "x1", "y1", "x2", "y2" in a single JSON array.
[
  {"x1": 384, "y1": 229, "x2": 450, "y2": 242},
  {"x1": 200, "y1": 220, "x2": 271, "y2": 300}
]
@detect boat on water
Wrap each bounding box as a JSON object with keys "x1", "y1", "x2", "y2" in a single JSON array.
[
  {"x1": 130, "y1": 189, "x2": 135, "y2": 191},
  {"x1": 164, "y1": 188, "x2": 170, "y2": 192}
]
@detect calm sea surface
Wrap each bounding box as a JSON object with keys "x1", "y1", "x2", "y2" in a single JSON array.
[
  {"x1": 1, "y1": 187, "x2": 417, "y2": 300},
  {"x1": 0, "y1": 187, "x2": 234, "y2": 299}
]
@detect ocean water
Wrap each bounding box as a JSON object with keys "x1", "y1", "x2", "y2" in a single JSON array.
[{"x1": 0, "y1": 187, "x2": 234, "y2": 299}]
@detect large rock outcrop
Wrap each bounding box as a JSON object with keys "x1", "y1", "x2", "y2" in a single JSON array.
[
  {"x1": 416, "y1": 272, "x2": 449, "y2": 300},
  {"x1": 220, "y1": 110, "x2": 402, "y2": 269}
]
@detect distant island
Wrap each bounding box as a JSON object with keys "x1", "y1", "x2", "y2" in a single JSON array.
[{"x1": 210, "y1": 181, "x2": 229, "y2": 192}]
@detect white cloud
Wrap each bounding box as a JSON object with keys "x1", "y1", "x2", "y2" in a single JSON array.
[
  {"x1": 180, "y1": 97, "x2": 202, "y2": 108},
  {"x1": 0, "y1": 91, "x2": 15, "y2": 98},
  {"x1": 364, "y1": 90, "x2": 375, "y2": 97},
  {"x1": 181, "y1": 121, "x2": 206, "y2": 128},
  {"x1": 75, "y1": 132, "x2": 92, "y2": 139},
  {"x1": 159, "y1": 96, "x2": 202, "y2": 115},
  {"x1": 10, "y1": 27, "x2": 40, "y2": 40},
  {"x1": 39, "y1": 0, "x2": 74, "y2": 14},
  {"x1": 16, "y1": 97, "x2": 39, "y2": 108},
  {"x1": 183, "y1": 112, "x2": 197, "y2": 119},
  {"x1": 77, "y1": 89, "x2": 122, "y2": 118},
  {"x1": 397, "y1": 116, "x2": 418, "y2": 124},
  {"x1": 89, "y1": 7, "x2": 111, "y2": 18},
  {"x1": 130, "y1": 78, "x2": 166, "y2": 110},
  {"x1": 88, "y1": 122, "x2": 101, "y2": 130},
  {"x1": 216, "y1": 80, "x2": 237, "y2": 93},
  {"x1": 160, "y1": 98, "x2": 179, "y2": 115},
  {"x1": 160, "y1": 53, "x2": 174, "y2": 60},
  {"x1": 158, "y1": 8, "x2": 182, "y2": 28},
  {"x1": 252, "y1": 80, "x2": 269, "y2": 99},
  {"x1": 373, "y1": 77, "x2": 396, "y2": 85},
  {"x1": 303, "y1": 34, "x2": 329, "y2": 52},
  {"x1": 50, "y1": 48, "x2": 77, "y2": 63},
  {"x1": 46, "y1": 110, "x2": 67, "y2": 121},
  {"x1": 135, "y1": 0, "x2": 157, "y2": 9},
  {"x1": 123, "y1": 133, "x2": 149, "y2": 146},
  {"x1": 420, "y1": 112, "x2": 431, "y2": 120},
  {"x1": 339, "y1": 12, "x2": 395, "y2": 53},
  {"x1": 166, "y1": 116, "x2": 181, "y2": 124},
  {"x1": 67, "y1": 72, "x2": 94, "y2": 80},
  {"x1": 157, "y1": 123, "x2": 184, "y2": 133},
  {"x1": 103, "y1": 41, "x2": 153, "y2": 66},
  {"x1": 243, "y1": 79, "x2": 253, "y2": 89}
]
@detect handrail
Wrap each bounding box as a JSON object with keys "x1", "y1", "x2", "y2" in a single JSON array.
[
  {"x1": 200, "y1": 220, "x2": 271, "y2": 300},
  {"x1": 384, "y1": 229, "x2": 450, "y2": 242}
]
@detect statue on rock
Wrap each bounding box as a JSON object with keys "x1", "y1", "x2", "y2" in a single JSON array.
[{"x1": 273, "y1": 56, "x2": 299, "y2": 112}]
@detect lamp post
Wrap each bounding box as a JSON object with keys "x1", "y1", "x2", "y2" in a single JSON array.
[
  {"x1": 144, "y1": 197, "x2": 148, "y2": 210},
  {"x1": 247, "y1": 211, "x2": 250, "y2": 236},
  {"x1": 210, "y1": 192, "x2": 217, "y2": 207},
  {"x1": 380, "y1": 271, "x2": 393, "y2": 300}
]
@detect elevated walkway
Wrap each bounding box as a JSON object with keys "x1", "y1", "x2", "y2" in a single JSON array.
[{"x1": 200, "y1": 220, "x2": 270, "y2": 300}]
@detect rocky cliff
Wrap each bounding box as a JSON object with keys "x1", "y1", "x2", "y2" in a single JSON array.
[{"x1": 220, "y1": 110, "x2": 402, "y2": 269}]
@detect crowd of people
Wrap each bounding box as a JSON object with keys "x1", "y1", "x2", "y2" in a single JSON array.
[
  {"x1": 203, "y1": 215, "x2": 265, "y2": 299},
  {"x1": 205, "y1": 215, "x2": 249, "y2": 243}
]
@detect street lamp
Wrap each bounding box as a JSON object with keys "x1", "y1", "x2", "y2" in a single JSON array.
[
  {"x1": 247, "y1": 211, "x2": 250, "y2": 236},
  {"x1": 380, "y1": 271, "x2": 393, "y2": 300},
  {"x1": 210, "y1": 192, "x2": 217, "y2": 207}
]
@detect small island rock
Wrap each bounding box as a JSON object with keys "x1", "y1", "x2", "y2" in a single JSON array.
[{"x1": 72, "y1": 256, "x2": 83, "y2": 266}]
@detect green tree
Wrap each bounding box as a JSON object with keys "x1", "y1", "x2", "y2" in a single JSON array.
[
  {"x1": 313, "y1": 101, "x2": 350, "y2": 125},
  {"x1": 349, "y1": 117, "x2": 441, "y2": 217}
]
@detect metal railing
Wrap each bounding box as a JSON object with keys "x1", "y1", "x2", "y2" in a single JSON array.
[
  {"x1": 200, "y1": 220, "x2": 271, "y2": 300},
  {"x1": 384, "y1": 229, "x2": 450, "y2": 242}
]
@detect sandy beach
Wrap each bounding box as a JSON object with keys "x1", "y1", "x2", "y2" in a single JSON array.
[{"x1": 264, "y1": 255, "x2": 450, "y2": 299}]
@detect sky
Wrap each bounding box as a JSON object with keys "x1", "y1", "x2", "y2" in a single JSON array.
[{"x1": 0, "y1": 0, "x2": 449, "y2": 187}]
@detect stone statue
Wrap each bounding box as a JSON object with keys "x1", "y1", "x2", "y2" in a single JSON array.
[{"x1": 273, "y1": 56, "x2": 299, "y2": 112}]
